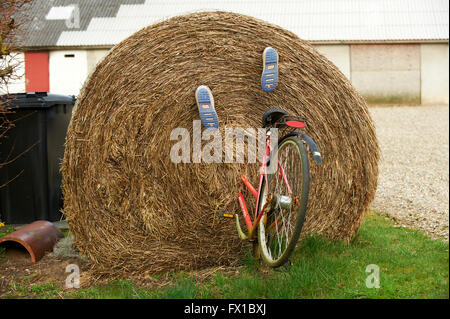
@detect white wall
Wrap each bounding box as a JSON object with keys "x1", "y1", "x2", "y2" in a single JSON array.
[
  {"x1": 1, "y1": 52, "x2": 26, "y2": 94},
  {"x1": 314, "y1": 43, "x2": 449, "y2": 105},
  {"x1": 420, "y1": 43, "x2": 449, "y2": 105},
  {"x1": 86, "y1": 49, "x2": 109, "y2": 75},
  {"x1": 314, "y1": 44, "x2": 351, "y2": 80},
  {"x1": 43, "y1": 44, "x2": 448, "y2": 104},
  {"x1": 350, "y1": 44, "x2": 421, "y2": 104},
  {"x1": 49, "y1": 50, "x2": 88, "y2": 96}
]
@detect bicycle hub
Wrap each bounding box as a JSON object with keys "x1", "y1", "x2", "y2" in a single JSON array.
[{"x1": 270, "y1": 194, "x2": 292, "y2": 210}]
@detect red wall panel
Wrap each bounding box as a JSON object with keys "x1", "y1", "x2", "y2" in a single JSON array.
[{"x1": 25, "y1": 52, "x2": 49, "y2": 92}]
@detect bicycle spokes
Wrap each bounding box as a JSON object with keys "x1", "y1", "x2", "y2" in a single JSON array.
[
  {"x1": 258, "y1": 136, "x2": 309, "y2": 267},
  {"x1": 263, "y1": 204, "x2": 296, "y2": 261}
]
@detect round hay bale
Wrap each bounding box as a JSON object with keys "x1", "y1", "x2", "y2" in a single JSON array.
[{"x1": 62, "y1": 11, "x2": 379, "y2": 276}]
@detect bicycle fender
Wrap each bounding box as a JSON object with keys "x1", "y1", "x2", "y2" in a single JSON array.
[{"x1": 288, "y1": 132, "x2": 323, "y2": 164}]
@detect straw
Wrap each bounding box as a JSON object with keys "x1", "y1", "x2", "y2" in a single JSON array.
[{"x1": 61, "y1": 11, "x2": 379, "y2": 277}]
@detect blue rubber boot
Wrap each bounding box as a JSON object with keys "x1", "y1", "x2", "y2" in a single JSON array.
[
  {"x1": 261, "y1": 47, "x2": 279, "y2": 92},
  {"x1": 195, "y1": 85, "x2": 219, "y2": 130}
]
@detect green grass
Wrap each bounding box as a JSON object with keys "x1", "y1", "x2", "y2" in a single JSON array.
[
  {"x1": 3, "y1": 213, "x2": 449, "y2": 299},
  {"x1": 67, "y1": 213, "x2": 448, "y2": 299},
  {"x1": 69, "y1": 276, "x2": 200, "y2": 299},
  {"x1": 6, "y1": 282, "x2": 61, "y2": 299},
  {"x1": 0, "y1": 225, "x2": 14, "y2": 238},
  {"x1": 0, "y1": 224, "x2": 14, "y2": 258}
]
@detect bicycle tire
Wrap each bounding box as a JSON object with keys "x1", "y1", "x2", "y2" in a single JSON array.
[{"x1": 257, "y1": 135, "x2": 310, "y2": 267}]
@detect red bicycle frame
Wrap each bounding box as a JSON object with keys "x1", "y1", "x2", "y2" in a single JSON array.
[{"x1": 235, "y1": 131, "x2": 294, "y2": 240}]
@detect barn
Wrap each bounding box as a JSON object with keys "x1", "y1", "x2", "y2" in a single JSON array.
[{"x1": 8, "y1": 0, "x2": 449, "y2": 105}]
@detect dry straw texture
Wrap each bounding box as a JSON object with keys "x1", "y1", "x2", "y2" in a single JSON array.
[{"x1": 62, "y1": 11, "x2": 379, "y2": 276}]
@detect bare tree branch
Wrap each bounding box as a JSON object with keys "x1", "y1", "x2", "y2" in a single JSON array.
[{"x1": 0, "y1": 0, "x2": 32, "y2": 174}]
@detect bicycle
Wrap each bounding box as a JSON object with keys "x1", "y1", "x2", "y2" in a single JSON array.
[{"x1": 219, "y1": 108, "x2": 323, "y2": 268}]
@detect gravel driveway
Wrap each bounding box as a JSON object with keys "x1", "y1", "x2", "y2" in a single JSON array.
[{"x1": 369, "y1": 105, "x2": 449, "y2": 241}]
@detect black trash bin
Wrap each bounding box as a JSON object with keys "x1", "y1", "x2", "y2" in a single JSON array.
[{"x1": 0, "y1": 92, "x2": 75, "y2": 224}]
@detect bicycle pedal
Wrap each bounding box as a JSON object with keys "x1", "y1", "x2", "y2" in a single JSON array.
[{"x1": 217, "y1": 212, "x2": 235, "y2": 219}]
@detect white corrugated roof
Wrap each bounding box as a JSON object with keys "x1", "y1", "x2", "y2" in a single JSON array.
[{"x1": 56, "y1": 0, "x2": 449, "y2": 46}]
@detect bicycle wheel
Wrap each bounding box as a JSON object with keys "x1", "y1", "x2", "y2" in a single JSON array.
[{"x1": 258, "y1": 135, "x2": 310, "y2": 267}]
